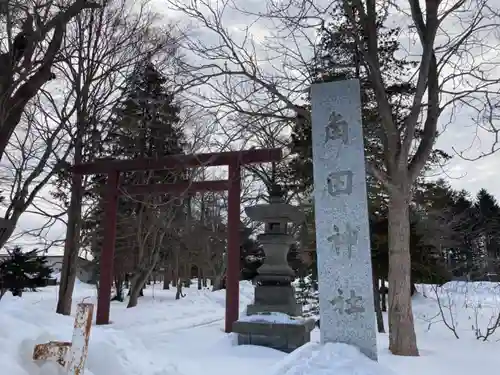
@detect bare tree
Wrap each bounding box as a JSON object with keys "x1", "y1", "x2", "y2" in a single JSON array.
[
  {"x1": 0, "y1": 96, "x2": 72, "y2": 250},
  {"x1": 165, "y1": 0, "x2": 500, "y2": 355},
  {"x1": 456, "y1": 93, "x2": 500, "y2": 160},
  {"x1": 233, "y1": 116, "x2": 295, "y2": 201},
  {"x1": 47, "y1": 0, "x2": 179, "y2": 315},
  {"x1": 126, "y1": 195, "x2": 181, "y2": 307},
  {"x1": 191, "y1": 192, "x2": 227, "y2": 291},
  {"x1": 0, "y1": 0, "x2": 103, "y2": 161}
]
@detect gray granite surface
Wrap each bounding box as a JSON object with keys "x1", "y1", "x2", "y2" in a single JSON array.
[{"x1": 311, "y1": 79, "x2": 378, "y2": 360}]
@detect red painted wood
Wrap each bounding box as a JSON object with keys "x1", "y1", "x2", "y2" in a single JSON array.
[
  {"x1": 72, "y1": 149, "x2": 281, "y2": 174},
  {"x1": 96, "y1": 171, "x2": 119, "y2": 325},
  {"x1": 118, "y1": 180, "x2": 229, "y2": 196},
  {"x1": 225, "y1": 161, "x2": 241, "y2": 333}
]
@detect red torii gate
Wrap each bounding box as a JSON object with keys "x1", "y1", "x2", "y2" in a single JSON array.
[{"x1": 72, "y1": 148, "x2": 281, "y2": 333}]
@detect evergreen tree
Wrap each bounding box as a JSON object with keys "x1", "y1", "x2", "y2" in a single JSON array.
[
  {"x1": 240, "y1": 236, "x2": 262, "y2": 280},
  {"x1": 110, "y1": 61, "x2": 184, "y2": 161},
  {"x1": 0, "y1": 247, "x2": 53, "y2": 299},
  {"x1": 371, "y1": 207, "x2": 451, "y2": 290},
  {"x1": 85, "y1": 60, "x2": 186, "y2": 304},
  {"x1": 474, "y1": 189, "x2": 500, "y2": 278},
  {"x1": 414, "y1": 180, "x2": 486, "y2": 279},
  {"x1": 296, "y1": 204, "x2": 318, "y2": 316},
  {"x1": 288, "y1": 4, "x2": 451, "y2": 192},
  {"x1": 450, "y1": 191, "x2": 481, "y2": 278}
]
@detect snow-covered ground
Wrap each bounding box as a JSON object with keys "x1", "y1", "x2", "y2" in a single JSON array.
[{"x1": 0, "y1": 280, "x2": 499, "y2": 375}]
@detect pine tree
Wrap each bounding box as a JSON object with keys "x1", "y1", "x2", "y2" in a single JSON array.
[
  {"x1": 110, "y1": 61, "x2": 184, "y2": 161},
  {"x1": 86, "y1": 60, "x2": 186, "y2": 305},
  {"x1": 0, "y1": 247, "x2": 53, "y2": 299},
  {"x1": 475, "y1": 189, "x2": 500, "y2": 279},
  {"x1": 451, "y1": 191, "x2": 481, "y2": 278},
  {"x1": 414, "y1": 180, "x2": 485, "y2": 279}
]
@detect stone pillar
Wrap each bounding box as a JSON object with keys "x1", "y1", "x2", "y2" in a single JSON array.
[{"x1": 311, "y1": 79, "x2": 378, "y2": 360}]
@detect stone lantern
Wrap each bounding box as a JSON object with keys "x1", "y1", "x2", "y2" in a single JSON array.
[{"x1": 232, "y1": 185, "x2": 315, "y2": 353}]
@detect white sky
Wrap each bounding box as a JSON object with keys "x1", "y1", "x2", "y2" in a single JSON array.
[{"x1": 4, "y1": 0, "x2": 500, "y2": 255}]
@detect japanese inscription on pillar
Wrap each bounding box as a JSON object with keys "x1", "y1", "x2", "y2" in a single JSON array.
[
  {"x1": 311, "y1": 79, "x2": 378, "y2": 360},
  {"x1": 325, "y1": 112, "x2": 349, "y2": 145},
  {"x1": 327, "y1": 223, "x2": 359, "y2": 259},
  {"x1": 327, "y1": 170, "x2": 353, "y2": 197}
]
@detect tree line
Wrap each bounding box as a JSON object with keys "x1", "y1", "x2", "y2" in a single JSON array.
[{"x1": 297, "y1": 179, "x2": 500, "y2": 330}]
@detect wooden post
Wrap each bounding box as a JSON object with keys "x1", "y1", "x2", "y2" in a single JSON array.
[
  {"x1": 225, "y1": 161, "x2": 241, "y2": 333},
  {"x1": 33, "y1": 303, "x2": 94, "y2": 375},
  {"x1": 67, "y1": 303, "x2": 94, "y2": 375},
  {"x1": 96, "y1": 171, "x2": 119, "y2": 325}
]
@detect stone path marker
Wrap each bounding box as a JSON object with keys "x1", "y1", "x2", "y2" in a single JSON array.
[{"x1": 311, "y1": 79, "x2": 378, "y2": 360}]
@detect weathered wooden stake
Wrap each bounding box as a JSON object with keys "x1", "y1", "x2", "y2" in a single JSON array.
[
  {"x1": 67, "y1": 303, "x2": 93, "y2": 375},
  {"x1": 33, "y1": 303, "x2": 94, "y2": 375}
]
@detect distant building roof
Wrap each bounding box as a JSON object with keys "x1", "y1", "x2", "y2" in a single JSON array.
[{"x1": 0, "y1": 252, "x2": 93, "y2": 261}]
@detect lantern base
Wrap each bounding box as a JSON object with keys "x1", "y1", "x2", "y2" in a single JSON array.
[
  {"x1": 247, "y1": 284, "x2": 302, "y2": 316},
  {"x1": 246, "y1": 303, "x2": 302, "y2": 316},
  {"x1": 232, "y1": 318, "x2": 315, "y2": 353},
  {"x1": 254, "y1": 274, "x2": 295, "y2": 284}
]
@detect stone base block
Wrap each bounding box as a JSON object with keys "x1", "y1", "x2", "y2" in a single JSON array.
[
  {"x1": 254, "y1": 285, "x2": 296, "y2": 305},
  {"x1": 247, "y1": 285, "x2": 302, "y2": 316},
  {"x1": 246, "y1": 303, "x2": 302, "y2": 316},
  {"x1": 232, "y1": 319, "x2": 315, "y2": 353}
]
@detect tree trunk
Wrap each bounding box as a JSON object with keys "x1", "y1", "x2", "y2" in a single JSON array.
[
  {"x1": 211, "y1": 258, "x2": 226, "y2": 291},
  {"x1": 373, "y1": 273, "x2": 385, "y2": 333},
  {"x1": 163, "y1": 267, "x2": 170, "y2": 289},
  {"x1": 388, "y1": 191, "x2": 419, "y2": 356},
  {"x1": 128, "y1": 281, "x2": 145, "y2": 297},
  {"x1": 183, "y1": 264, "x2": 191, "y2": 287},
  {"x1": 197, "y1": 267, "x2": 202, "y2": 290},
  {"x1": 128, "y1": 268, "x2": 152, "y2": 308},
  {"x1": 172, "y1": 268, "x2": 177, "y2": 287},
  {"x1": 56, "y1": 172, "x2": 83, "y2": 315},
  {"x1": 0, "y1": 220, "x2": 16, "y2": 251},
  {"x1": 113, "y1": 275, "x2": 125, "y2": 302},
  {"x1": 381, "y1": 280, "x2": 387, "y2": 312},
  {"x1": 175, "y1": 279, "x2": 184, "y2": 299},
  {"x1": 212, "y1": 274, "x2": 224, "y2": 291},
  {"x1": 0, "y1": 119, "x2": 18, "y2": 164}
]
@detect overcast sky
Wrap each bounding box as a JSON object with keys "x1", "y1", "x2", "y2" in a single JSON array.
[
  {"x1": 434, "y1": 121, "x2": 500, "y2": 197},
  {"x1": 4, "y1": 0, "x2": 500, "y2": 255},
  {"x1": 163, "y1": 0, "x2": 500, "y2": 198}
]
